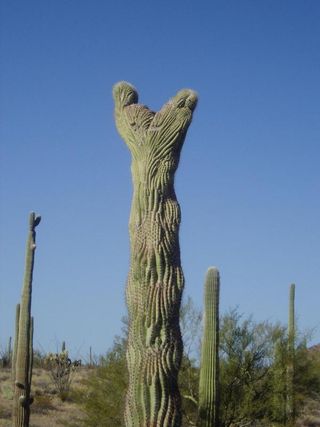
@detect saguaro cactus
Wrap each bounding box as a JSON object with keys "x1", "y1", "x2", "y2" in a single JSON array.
[
  {"x1": 286, "y1": 283, "x2": 295, "y2": 425},
  {"x1": 13, "y1": 212, "x2": 41, "y2": 427},
  {"x1": 113, "y1": 81, "x2": 197, "y2": 426},
  {"x1": 198, "y1": 267, "x2": 220, "y2": 427}
]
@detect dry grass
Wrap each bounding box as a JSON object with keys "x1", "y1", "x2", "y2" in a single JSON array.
[
  {"x1": 0, "y1": 367, "x2": 88, "y2": 427},
  {"x1": 297, "y1": 398, "x2": 320, "y2": 427}
]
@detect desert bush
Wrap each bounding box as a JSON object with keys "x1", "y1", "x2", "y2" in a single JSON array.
[
  {"x1": 33, "y1": 348, "x2": 47, "y2": 368},
  {"x1": 71, "y1": 301, "x2": 320, "y2": 426},
  {"x1": 1, "y1": 382, "x2": 13, "y2": 400},
  {"x1": 32, "y1": 393, "x2": 56, "y2": 414},
  {"x1": 0, "y1": 338, "x2": 12, "y2": 368},
  {"x1": 45, "y1": 351, "x2": 81, "y2": 401},
  {"x1": 74, "y1": 334, "x2": 127, "y2": 426},
  {"x1": 0, "y1": 405, "x2": 11, "y2": 420}
]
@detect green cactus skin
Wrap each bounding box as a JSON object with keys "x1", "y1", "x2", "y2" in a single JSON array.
[
  {"x1": 28, "y1": 317, "x2": 34, "y2": 389},
  {"x1": 286, "y1": 283, "x2": 295, "y2": 425},
  {"x1": 113, "y1": 82, "x2": 197, "y2": 427},
  {"x1": 198, "y1": 267, "x2": 220, "y2": 427},
  {"x1": 13, "y1": 212, "x2": 40, "y2": 427},
  {"x1": 12, "y1": 304, "x2": 20, "y2": 383}
]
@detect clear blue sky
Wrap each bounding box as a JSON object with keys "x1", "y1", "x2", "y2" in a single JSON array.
[{"x1": 1, "y1": 0, "x2": 319, "y2": 358}]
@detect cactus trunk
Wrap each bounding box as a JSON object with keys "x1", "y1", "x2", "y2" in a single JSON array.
[
  {"x1": 286, "y1": 283, "x2": 295, "y2": 425},
  {"x1": 198, "y1": 267, "x2": 220, "y2": 427},
  {"x1": 113, "y1": 82, "x2": 197, "y2": 427},
  {"x1": 28, "y1": 317, "x2": 34, "y2": 388},
  {"x1": 13, "y1": 212, "x2": 40, "y2": 427}
]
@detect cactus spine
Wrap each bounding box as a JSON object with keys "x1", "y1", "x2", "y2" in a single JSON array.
[
  {"x1": 113, "y1": 82, "x2": 197, "y2": 426},
  {"x1": 286, "y1": 283, "x2": 295, "y2": 425},
  {"x1": 198, "y1": 267, "x2": 220, "y2": 427},
  {"x1": 13, "y1": 212, "x2": 41, "y2": 427}
]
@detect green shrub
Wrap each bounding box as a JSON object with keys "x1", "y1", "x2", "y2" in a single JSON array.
[{"x1": 75, "y1": 335, "x2": 127, "y2": 427}]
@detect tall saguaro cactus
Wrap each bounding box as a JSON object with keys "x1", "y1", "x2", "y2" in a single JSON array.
[
  {"x1": 113, "y1": 81, "x2": 197, "y2": 426},
  {"x1": 198, "y1": 267, "x2": 220, "y2": 427},
  {"x1": 286, "y1": 283, "x2": 295, "y2": 425},
  {"x1": 13, "y1": 212, "x2": 41, "y2": 427}
]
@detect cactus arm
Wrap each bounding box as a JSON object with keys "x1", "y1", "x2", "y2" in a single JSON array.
[
  {"x1": 113, "y1": 82, "x2": 197, "y2": 427},
  {"x1": 198, "y1": 267, "x2": 220, "y2": 427},
  {"x1": 12, "y1": 304, "x2": 20, "y2": 383}
]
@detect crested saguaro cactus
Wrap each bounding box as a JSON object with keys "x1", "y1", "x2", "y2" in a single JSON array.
[
  {"x1": 13, "y1": 212, "x2": 41, "y2": 427},
  {"x1": 113, "y1": 81, "x2": 197, "y2": 426},
  {"x1": 286, "y1": 283, "x2": 295, "y2": 426},
  {"x1": 198, "y1": 267, "x2": 220, "y2": 427}
]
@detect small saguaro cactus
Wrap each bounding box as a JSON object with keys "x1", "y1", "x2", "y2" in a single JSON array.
[
  {"x1": 286, "y1": 283, "x2": 295, "y2": 426},
  {"x1": 13, "y1": 212, "x2": 41, "y2": 427},
  {"x1": 113, "y1": 82, "x2": 197, "y2": 426},
  {"x1": 198, "y1": 267, "x2": 220, "y2": 427}
]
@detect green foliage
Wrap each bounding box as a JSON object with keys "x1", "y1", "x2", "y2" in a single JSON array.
[
  {"x1": 219, "y1": 309, "x2": 275, "y2": 426},
  {"x1": 75, "y1": 335, "x2": 128, "y2": 427},
  {"x1": 269, "y1": 325, "x2": 288, "y2": 424},
  {"x1": 72, "y1": 302, "x2": 320, "y2": 427},
  {"x1": 180, "y1": 296, "x2": 202, "y2": 360},
  {"x1": 75, "y1": 301, "x2": 200, "y2": 427},
  {"x1": 179, "y1": 355, "x2": 199, "y2": 426},
  {"x1": 179, "y1": 297, "x2": 202, "y2": 425},
  {"x1": 295, "y1": 344, "x2": 320, "y2": 405},
  {"x1": 269, "y1": 331, "x2": 320, "y2": 426},
  {"x1": 286, "y1": 283, "x2": 296, "y2": 425}
]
